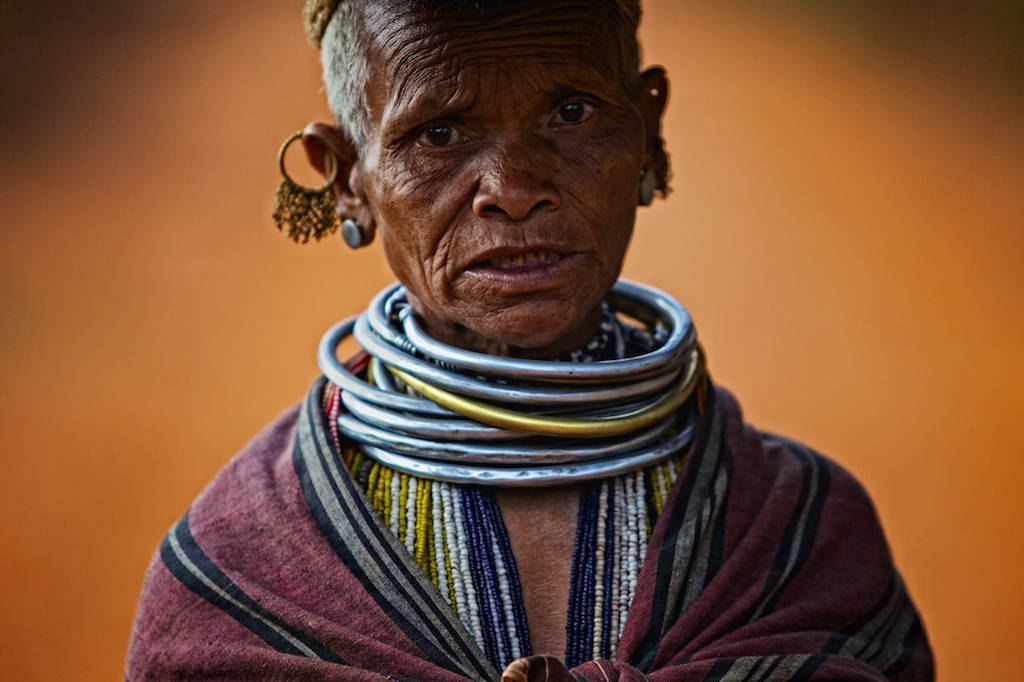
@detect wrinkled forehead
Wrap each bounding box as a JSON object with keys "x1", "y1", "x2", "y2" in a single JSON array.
[{"x1": 358, "y1": 1, "x2": 626, "y2": 129}]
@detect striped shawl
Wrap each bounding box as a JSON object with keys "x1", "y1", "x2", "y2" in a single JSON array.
[{"x1": 126, "y1": 378, "x2": 933, "y2": 680}]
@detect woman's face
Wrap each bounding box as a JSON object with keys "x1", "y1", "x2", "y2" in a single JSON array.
[{"x1": 348, "y1": 2, "x2": 663, "y2": 356}]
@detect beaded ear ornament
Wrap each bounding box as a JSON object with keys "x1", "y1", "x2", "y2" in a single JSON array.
[{"x1": 272, "y1": 131, "x2": 339, "y2": 243}]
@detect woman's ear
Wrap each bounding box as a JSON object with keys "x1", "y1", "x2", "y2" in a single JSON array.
[
  {"x1": 301, "y1": 121, "x2": 376, "y2": 245},
  {"x1": 637, "y1": 67, "x2": 670, "y2": 197},
  {"x1": 638, "y1": 66, "x2": 668, "y2": 150}
]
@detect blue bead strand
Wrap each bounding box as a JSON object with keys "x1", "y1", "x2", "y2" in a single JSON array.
[
  {"x1": 600, "y1": 481, "x2": 617, "y2": 658},
  {"x1": 474, "y1": 492, "x2": 506, "y2": 664},
  {"x1": 580, "y1": 486, "x2": 599, "y2": 663},
  {"x1": 460, "y1": 488, "x2": 500, "y2": 664},
  {"x1": 566, "y1": 485, "x2": 599, "y2": 667},
  {"x1": 486, "y1": 492, "x2": 532, "y2": 657},
  {"x1": 476, "y1": 490, "x2": 516, "y2": 663},
  {"x1": 565, "y1": 486, "x2": 588, "y2": 663}
]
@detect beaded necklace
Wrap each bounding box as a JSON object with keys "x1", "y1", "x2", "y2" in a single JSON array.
[{"x1": 322, "y1": 305, "x2": 701, "y2": 669}]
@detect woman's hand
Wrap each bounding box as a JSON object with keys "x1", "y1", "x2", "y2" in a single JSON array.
[
  {"x1": 501, "y1": 657, "x2": 655, "y2": 682},
  {"x1": 500, "y1": 655, "x2": 576, "y2": 682}
]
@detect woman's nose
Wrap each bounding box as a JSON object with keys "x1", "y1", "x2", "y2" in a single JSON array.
[{"x1": 472, "y1": 153, "x2": 561, "y2": 221}]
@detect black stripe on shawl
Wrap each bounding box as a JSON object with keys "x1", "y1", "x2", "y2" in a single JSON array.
[
  {"x1": 294, "y1": 378, "x2": 495, "y2": 680},
  {"x1": 633, "y1": 386, "x2": 725, "y2": 671},
  {"x1": 788, "y1": 653, "x2": 828, "y2": 681},
  {"x1": 159, "y1": 513, "x2": 344, "y2": 662},
  {"x1": 821, "y1": 571, "x2": 901, "y2": 656},
  {"x1": 857, "y1": 584, "x2": 917, "y2": 670},
  {"x1": 857, "y1": 588, "x2": 906, "y2": 660},
  {"x1": 821, "y1": 570, "x2": 923, "y2": 676},
  {"x1": 697, "y1": 654, "x2": 822, "y2": 681},
  {"x1": 643, "y1": 469, "x2": 658, "y2": 533},
  {"x1": 744, "y1": 435, "x2": 831, "y2": 623},
  {"x1": 701, "y1": 439, "x2": 731, "y2": 592},
  {"x1": 700, "y1": 655, "x2": 793, "y2": 681},
  {"x1": 750, "y1": 655, "x2": 784, "y2": 681},
  {"x1": 701, "y1": 657, "x2": 738, "y2": 680},
  {"x1": 294, "y1": 391, "x2": 468, "y2": 672},
  {"x1": 882, "y1": 616, "x2": 925, "y2": 676},
  {"x1": 663, "y1": 428, "x2": 731, "y2": 633}
]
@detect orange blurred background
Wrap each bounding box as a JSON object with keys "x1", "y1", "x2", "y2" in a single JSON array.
[{"x1": 1, "y1": 1, "x2": 1021, "y2": 679}]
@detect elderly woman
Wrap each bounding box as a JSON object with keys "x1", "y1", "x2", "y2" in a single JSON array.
[{"x1": 127, "y1": 1, "x2": 932, "y2": 680}]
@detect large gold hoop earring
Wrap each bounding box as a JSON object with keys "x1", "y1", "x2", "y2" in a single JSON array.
[{"x1": 271, "y1": 131, "x2": 340, "y2": 243}]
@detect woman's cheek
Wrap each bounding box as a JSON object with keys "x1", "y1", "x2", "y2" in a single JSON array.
[{"x1": 558, "y1": 131, "x2": 640, "y2": 189}]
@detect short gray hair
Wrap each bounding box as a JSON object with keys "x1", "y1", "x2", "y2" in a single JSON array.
[
  {"x1": 320, "y1": 0, "x2": 643, "y2": 151},
  {"x1": 321, "y1": 1, "x2": 373, "y2": 148}
]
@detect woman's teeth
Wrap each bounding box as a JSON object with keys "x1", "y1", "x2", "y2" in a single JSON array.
[{"x1": 489, "y1": 251, "x2": 563, "y2": 269}]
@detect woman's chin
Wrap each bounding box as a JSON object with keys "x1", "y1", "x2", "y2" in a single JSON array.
[
  {"x1": 460, "y1": 298, "x2": 604, "y2": 359},
  {"x1": 412, "y1": 273, "x2": 609, "y2": 357}
]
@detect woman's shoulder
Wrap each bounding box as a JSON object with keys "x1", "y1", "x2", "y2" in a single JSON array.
[
  {"x1": 126, "y1": 384, "x2": 357, "y2": 678},
  {"x1": 190, "y1": 400, "x2": 305, "y2": 518},
  {"x1": 632, "y1": 383, "x2": 932, "y2": 679},
  {"x1": 712, "y1": 383, "x2": 880, "y2": 514},
  {"x1": 136, "y1": 393, "x2": 313, "y2": 587},
  {"x1": 705, "y1": 382, "x2": 897, "y2": 590}
]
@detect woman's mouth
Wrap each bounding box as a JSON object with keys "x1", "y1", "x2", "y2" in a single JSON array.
[
  {"x1": 485, "y1": 250, "x2": 564, "y2": 269},
  {"x1": 465, "y1": 250, "x2": 582, "y2": 290}
]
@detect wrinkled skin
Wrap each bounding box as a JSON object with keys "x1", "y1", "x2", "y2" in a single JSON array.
[
  {"x1": 303, "y1": 0, "x2": 669, "y2": 664},
  {"x1": 305, "y1": 0, "x2": 668, "y2": 358}
]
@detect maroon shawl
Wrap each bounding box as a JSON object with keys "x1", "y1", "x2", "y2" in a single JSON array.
[{"x1": 126, "y1": 378, "x2": 932, "y2": 680}]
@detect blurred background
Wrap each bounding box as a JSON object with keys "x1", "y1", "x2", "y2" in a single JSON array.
[{"x1": 1, "y1": 0, "x2": 1021, "y2": 679}]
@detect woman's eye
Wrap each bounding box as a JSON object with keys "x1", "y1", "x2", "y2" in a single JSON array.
[
  {"x1": 554, "y1": 101, "x2": 595, "y2": 125},
  {"x1": 419, "y1": 125, "x2": 459, "y2": 147}
]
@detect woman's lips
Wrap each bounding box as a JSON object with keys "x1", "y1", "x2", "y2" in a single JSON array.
[
  {"x1": 464, "y1": 250, "x2": 583, "y2": 288},
  {"x1": 487, "y1": 250, "x2": 563, "y2": 269}
]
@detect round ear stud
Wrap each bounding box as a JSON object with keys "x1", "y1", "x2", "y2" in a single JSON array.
[
  {"x1": 638, "y1": 168, "x2": 657, "y2": 206},
  {"x1": 342, "y1": 218, "x2": 367, "y2": 249}
]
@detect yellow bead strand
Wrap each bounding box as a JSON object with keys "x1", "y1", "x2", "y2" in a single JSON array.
[
  {"x1": 367, "y1": 463, "x2": 381, "y2": 513},
  {"x1": 381, "y1": 467, "x2": 393, "y2": 523},
  {"x1": 414, "y1": 480, "x2": 430, "y2": 570},
  {"x1": 352, "y1": 449, "x2": 369, "y2": 477}
]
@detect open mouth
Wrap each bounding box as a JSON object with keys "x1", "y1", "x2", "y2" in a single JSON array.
[
  {"x1": 464, "y1": 248, "x2": 581, "y2": 289},
  {"x1": 479, "y1": 250, "x2": 566, "y2": 270}
]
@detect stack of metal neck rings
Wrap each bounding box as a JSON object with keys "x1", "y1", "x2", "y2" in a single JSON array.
[{"x1": 318, "y1": 280, "x2": 706, "y2": 486}]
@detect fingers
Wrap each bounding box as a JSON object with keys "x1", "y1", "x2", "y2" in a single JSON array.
[
  {"x1": 500, "y1": 655, "x2": 575, "y2": 682},
  {"x1": 501, "y1": 657, "x2": 530, "y2": 682}
]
